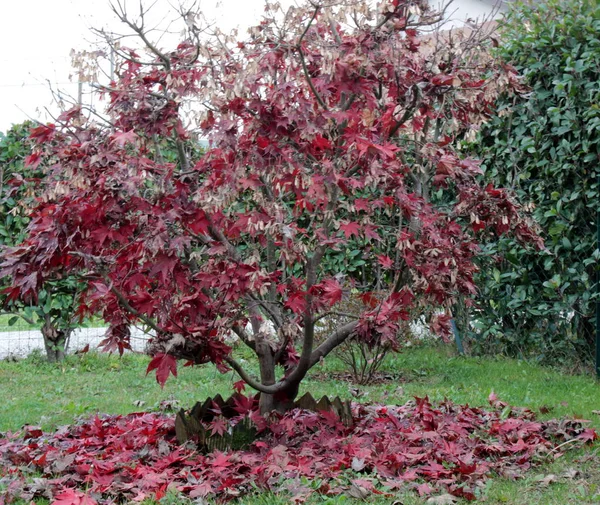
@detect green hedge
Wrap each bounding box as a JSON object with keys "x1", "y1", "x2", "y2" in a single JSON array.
[{"x1": 470, "y1": 0, "x2": 600, "y2": 366}]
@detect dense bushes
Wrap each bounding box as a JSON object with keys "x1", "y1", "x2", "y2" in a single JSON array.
[
  {"x1": 0, "y1": 123, "x2": 83, "y2": 362},
  {"x1": 471, "y1": 0, "x2": 600, "y2": 365}
]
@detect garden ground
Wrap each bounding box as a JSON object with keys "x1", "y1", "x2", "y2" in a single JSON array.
[{"x1": 0, "y1": 345, "x2": 599, "y2": 504}]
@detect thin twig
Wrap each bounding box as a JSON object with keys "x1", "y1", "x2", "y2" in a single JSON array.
[{"x1": 296, "y1": 7, "x2": 328, "y2": 111}]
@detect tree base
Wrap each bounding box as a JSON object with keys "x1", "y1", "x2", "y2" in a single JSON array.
[{"x1": 175, "y1": 392, "x2": 353, "y2": 449}]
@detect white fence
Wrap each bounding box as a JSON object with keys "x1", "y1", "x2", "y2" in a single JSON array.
[{"x1": 0, "y1": 326, "x2": 152, "y2": 359}]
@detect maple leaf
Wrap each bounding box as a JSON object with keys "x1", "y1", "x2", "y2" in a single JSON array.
[
  {"x1": 312, "y1": 135, "x2": 331, "y2": 150},
  {"x1": 578, "y1": 428, "x2": 598, "y2": 443},
  {"x1": 110, "y1": 130, "x2": 138, "y2": 148},
  {"x1": 210, "y1": 451, "x2": 232, "y2": 471},
  {"x1": 430, "y1": 313, "x2": 453, "y2": 341},
  {"x1": 29, "y1": 123, "x2": 55, "y2": 143},
  {"x1": 188, "y1": 481, "x2": 214, "y2": 498},
  {"x1": 285, "y1": 292, "x2": 307, "y2": 315},
  {"x1": 99, "y1": 323, "x2": 132, "y2": 356},
  {"x1": 146, "y1": 353, "x2": 178, "y2": 387},
  {"x1": 377, "y1": 255, "x2": 394, "y2": 269},
  {"x1": 359, "y1": 292, "x2": 379, "y2": 308},
  {"x1": 232, "y1": 393, "x2": 257, "y2": 415},
  {"x1": 339, "y1": 221, "x2": 361, "y2": 239},
  {"x1": 209, "y1": 417, "x2": 228, "y2": 437},
  {"x1": 24, "y1": 152, "x2": 42, "y2": 169},
  {"x1": 430, "y1": 74, "x2": 459, "y2": 87},
  {"x1": 149, "y1": 254, "x2": 178, "y2": 284},
  {"x1": 314, "y1": 278, "x2": 343, "y2": 307},
  {"x1": 426, "y1": 494, "x2": 458, "y2": 505},
  {"x1": 51, "y1": 489, "x2": 97, "y2": 505},
  {"x1": 233, "y1": 380, "x2": 246, "y2": 393},
  {"x1": 363, "y1": 224, "x2": 381, "y2": 242}
]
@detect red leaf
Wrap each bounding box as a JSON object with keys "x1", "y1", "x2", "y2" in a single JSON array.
[
  {"x1": 312, "y1": 134, "x2": 331, "y2": 150},
  {"x1": 24, "y1": 152, "x2": 42, "y2": 169},
  {"x1": 110, "y1": 130, "x2": 138, "y2": 148},
  {"x1": 233, "y1": 380, "x2": 246, "y2": 393},
  {"x1": 285, "y1": 292, "x2": 307, "y2": 315},
  {"x1": 339, "y1": 221, "x2": 361, "y2": 239},
  {"x1": 29, "y1": 123, "x2": 55, "y2": 143},
  {"x1": 377, "y1": 255, "x2": 394, "y2": 269},
  {"x1": 210, "y1": 451, "x2": 232, "y2": 471},
  {"x1": 579, "y1": 428, "x2": 598, "y2": 443},
  {"x1": 430, "y1": 313, "x2": 453, "y2": 341},
  {"x1": 51, "y1": 489, "x2": 97, "y2": 505},
  {"x1": 146, "y1": 353, "x2": 178, "y2": 387},
  {"x1": 75, "y1": 344, "x2": 90, "y2": 354},
  {"x1": 314, "y1": 278, "x2": 343, "y2": 307},
  {"x1": 431, "y1": 74, "x2": 458, "y2": 86},
  {"x1": 359, "y1": 292, "x2": 379, "y2": 308},
  {"x1": 209, "y1": 417, "x2": 228, "y2": 437}
]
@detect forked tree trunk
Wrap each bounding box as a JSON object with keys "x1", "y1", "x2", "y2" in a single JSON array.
[
  {"x1": 256, "y1": 345, "x2": 300, "y2": 414},
  {"x1": 41, "y1": 316, "x2": 70, "y2": 363}
]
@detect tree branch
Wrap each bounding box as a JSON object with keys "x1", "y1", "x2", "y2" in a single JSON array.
[
  {"x1": 224, "y1": 355, "x2": 281, "y2": 394},
  {"x1": 110, "y1": 0, "x2": 172, "y2": 70},
  {"x1": 107, "y1": 281, "x2": 162, "y2": 334},
  {"x1": 388, "y1": 85, "x2": 421, "y2": 138},
  {"x1": 313, "y1": 311, "x2": 359, "y2": 323},
  {"x1": 174, "y1": 133, "x2": 190, "y2": 172},
  {"x1": 297, "y1": 7, "x2": 328, "y2": 111},
  {"x1": 309, "y1": 320, "x2": 358, "y2": 367},
  {"x1": 231, "y1": 324, "x2": 256, "y2": 351}
]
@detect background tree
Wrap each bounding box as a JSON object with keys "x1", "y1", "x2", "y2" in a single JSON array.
[
  {"x1": 1, "y1": 0, "x2": 539, "y2": 412},
  {"x1": 471, "y1": 0, "x2": 600, "y2": 365},
  {"x1": 0, "y1": 122, "x2": 83, "y2": 362}
]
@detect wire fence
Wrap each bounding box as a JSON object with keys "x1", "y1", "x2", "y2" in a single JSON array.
[{"x1": 0, "y1": 320, "x2": 152, "y2": 359}]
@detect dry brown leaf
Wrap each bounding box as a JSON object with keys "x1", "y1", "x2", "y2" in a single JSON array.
[
  {"x1": 562, "y1": 468, "x2": 581, "y2": 480},
  {"x1": 347, "y1": 482, "x2": 370, "y2": 500},
  {"x1": 426, "y1": 494, "x2": 458, "y2": 505},
  {"x1": 535, "y1": 474, "x2": 557, "y2": 487},
  {"x1": 351, "y1": 457, "x2": 366, "y2": 472}
]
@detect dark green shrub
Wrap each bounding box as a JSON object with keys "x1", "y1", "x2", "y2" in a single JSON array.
[{"x1": 471, "y1": 0, "x2": 600, "y2": 366}]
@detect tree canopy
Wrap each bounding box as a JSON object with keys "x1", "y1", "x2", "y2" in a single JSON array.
[{"x1": 0, "y1": 0, "x2": 539, "y2": 411}]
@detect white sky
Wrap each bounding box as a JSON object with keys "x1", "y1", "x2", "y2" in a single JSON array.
[{"x1": 0, "y1": 0, "x2": 500, "y2": 132}]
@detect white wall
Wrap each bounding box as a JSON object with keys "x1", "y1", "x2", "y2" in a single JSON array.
[{"x1": 433, "y1": 0, "x2": 507, "y2": 28}]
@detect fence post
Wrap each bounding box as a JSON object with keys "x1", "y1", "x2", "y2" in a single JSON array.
[{"x1": 451, "y1": 318, "x2": 464, "y2": 355}]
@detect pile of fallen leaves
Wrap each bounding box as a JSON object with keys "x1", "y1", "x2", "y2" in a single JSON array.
[{"x1": 0, "y1": 396, "x2": 596, "y2": 504}]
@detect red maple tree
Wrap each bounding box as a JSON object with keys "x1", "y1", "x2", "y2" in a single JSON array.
[{"x1": 0, "y1": 0, "x2": 539, "y2": 412}]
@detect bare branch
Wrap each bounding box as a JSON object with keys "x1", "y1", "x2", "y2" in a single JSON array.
[
  {"x1": 109, "y1": 0, "x2": 172, "y2": 69},
  {"x1": 231, "y1": 323, "x2": 256, "y2": 351},
  {"x1": 223, "y1": 355, "x2": 281, "y2": 394},
  {"x1": 296, "y1": 7, "x2": 328, "y2": 111},
  {"x1": 313, "y1": 310, "x2": 359, "y2": 323},
  {"x1": 309, "y1": 320, "x2": 357, "y2": 367}
]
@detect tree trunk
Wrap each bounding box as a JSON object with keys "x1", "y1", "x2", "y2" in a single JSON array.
[
  {"x1": 256, "y1": 344, "x2": 300, "y2": 414},
  {"x1": 41, "y1": 317, "x2": 69, "y2": 363}
]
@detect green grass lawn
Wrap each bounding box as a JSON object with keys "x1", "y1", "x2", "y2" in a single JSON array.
[{"x1": 1, "y1": 345, "x2": 599, "y2": 504}]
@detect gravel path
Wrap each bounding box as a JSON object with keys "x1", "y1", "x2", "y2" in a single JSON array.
[{"x1": 0, "y1": 327, "x2": 152, "y2": 359}]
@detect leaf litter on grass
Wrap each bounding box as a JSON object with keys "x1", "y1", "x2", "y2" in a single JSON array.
[{"x1": 0, "y1": 395, "x2": 596, "y2": 504}]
